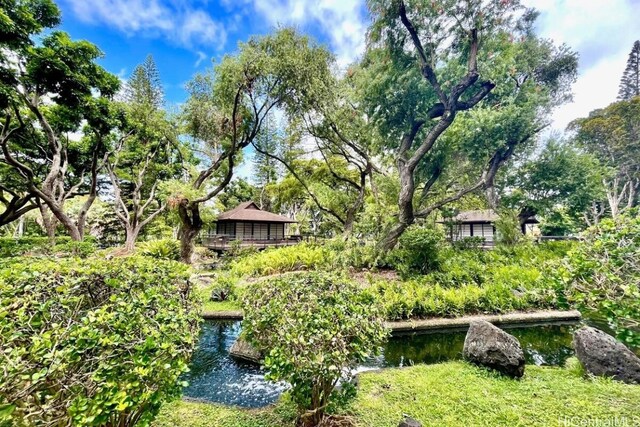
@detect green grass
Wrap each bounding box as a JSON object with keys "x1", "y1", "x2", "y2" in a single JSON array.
[
  {"x1": 202, "y1": 299, "x2": 242, "y2": 312},
  {"x1": 154, "y1": 361, "x2": 640, "y2": 427}
]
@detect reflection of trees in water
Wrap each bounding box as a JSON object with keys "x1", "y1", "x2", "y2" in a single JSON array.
[{"x1": 382, "y1": 324, "x2": 576, "y2": 367}]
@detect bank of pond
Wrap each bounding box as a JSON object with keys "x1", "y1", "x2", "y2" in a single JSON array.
[{"x1": 183, "y1": 319, "x2": 579, "y2": 408}]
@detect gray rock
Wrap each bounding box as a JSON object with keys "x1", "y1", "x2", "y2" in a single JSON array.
[
  {"x1": 398, "y1": 416, "x2": 422, "y2": 427},
  {"x1": 229, "y1": 338, "x2": 262, "y2": 364},
  {"x1": 573, "y1": 326, "x2": 640, "y2": 384},
  {"x1": 463, "y1": 320, "x2": 525, "y2": 378}
]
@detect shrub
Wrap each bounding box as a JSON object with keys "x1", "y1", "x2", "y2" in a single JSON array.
[
  {"x1": 0, "y1": 256, "x2": 200, "y2": 426},
  {"x1": 242, "y1": 272, "x2": 388, "y2": 426},
  {"x1": 560, "y1": 215, "x2": 640, "y2": 348},
  {"x1": 137, "y1": 238, "x2": 181, "y2": 261},
  {"x1": 0, "y1": 237, "x2": 97, "y2": 258},
  {"x1": 228, "y1": 244, "x2": 332, "y2": 277},
  {"x1": 388, "y1": 226, "x2": 446, "y2": 276},
  {"x1": 494, "y1": 209, "x2": 522, "y2": 246},
  {"x1": 451, "y1": 236, "x2": 485, "y2": 250}
]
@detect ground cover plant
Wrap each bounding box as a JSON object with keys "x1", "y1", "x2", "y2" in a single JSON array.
[
  {"x1": 153, "y1": 361, "x2": 640, "y2": 427},
  {"x1": 0, "y1": 256, "x2": 201, "y2": 426}
]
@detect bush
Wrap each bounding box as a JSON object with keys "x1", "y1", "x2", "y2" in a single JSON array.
[
  {"x1": 560, "y1": 215, "x2": 640, "y2": 348},
  {"x1": 137, "y1": 238, "x2": 181, "y2": 261},
  {"x1": 494, "y1": 209, "x2": 522, "y2": 246},
  {"x1": 0, "y1": 237, "x2": 97, "y2": 258},
  {"x1": 387, "y1": 226, "x2": 446, "y2": 276},
  {"x1": 242, "y1": 272, "x2": 388, "y2": 426},
  {"x1": 451, "y1": 236, "x2": 485, "y2": 251},
  {"x1": 228, "y1": 244, "x2": 332, "y2": 277},
  {"x1": 0, "y1": 256, "x2": 200, "y2": 426}
]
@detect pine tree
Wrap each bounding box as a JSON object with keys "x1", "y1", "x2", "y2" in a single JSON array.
[
  {"x1": 618, "y1": 40, "x2": 640, "y2": 101},
  {"x1": 125, "y1": 54, "x2": 164, "y2": 109}
]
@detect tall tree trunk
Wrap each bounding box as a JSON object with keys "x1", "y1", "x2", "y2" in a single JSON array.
[
  {"x1": 39, "y1": 202, "x2": 57, "y2": 243},
  {"x1": 379, "y1": 166, "x2": 415, "y2": 250},
  {"x1": 178, "y1": 200, "x2": 203, "y2": 264}
]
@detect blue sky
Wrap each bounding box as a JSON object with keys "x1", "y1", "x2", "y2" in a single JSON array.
[{"x1": 55, "y1": 0, "x2": 640, "y2": 131}]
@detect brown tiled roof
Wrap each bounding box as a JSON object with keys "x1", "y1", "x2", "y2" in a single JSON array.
[
  {"x1": 217, "y1": 201, "x2": 296, "y2": 223},
  {"x1": 440, "y1": 209, "x2": 538, "y2": 224}
]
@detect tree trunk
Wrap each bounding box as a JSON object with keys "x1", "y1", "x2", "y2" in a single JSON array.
[
  {"x1": 178, "y1": 201, "x2": 203, "y2": 264},
  {"x1": 124, "y1": 226, "x2": 141, "y2": 252},
  {"x1": 379, "y1": 165, "x2": 415, "y2": 250},
  {"x1": 39, "y1": 203, "x2": 57, "y2": 243}
]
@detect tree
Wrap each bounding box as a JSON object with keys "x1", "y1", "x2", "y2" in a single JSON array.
[
  {"x1": 253, "y1": 74, "x2": 380, "y2": 237},
  {"x1": 106, "y1": 56, "x2": 182, "y2": 251},
  {"x1": 618, "y1": 40, "x2": 640, "y2": 101},
  {"x1": 242, "y1": 272, "x2": 387, "y2": 427},
  {"x1": 175, "y1": 28, "x2": 333, "y2": 263},
  {"x1": 569, "y1": 97, "x2": 640, "y2": 218},
  {"x1": 498, "y1": 138, "x2": 605, "y2": 229},
  {"x1": 363, "y1": 3, "x2": 577, "y2": 249},
  {"x1": 0, "y1": 1, "x2": 120, "y2": 241}
]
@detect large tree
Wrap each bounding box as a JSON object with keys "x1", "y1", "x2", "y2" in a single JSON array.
[
  {"x1": 618, "y1": 40, "x2": 640, "y2": 101},
  {"x1": 498, "y1": 138, "x2": 605, "y2": 229},
  {"x1": 175, "y1": 28, "x2": 333, "y2": 263},
  {"x1": 105, "y1": 56, "x2": 184, "y2": 251},
  {"x1": 0, "y1": 0, "x2": 120, "y2": 240},
  {"x1": 362, "y1": 2, "x2": 577, "y2": 249},
  {"x1": 569, "y1": 96, "x2": 640, "y2": 218}
]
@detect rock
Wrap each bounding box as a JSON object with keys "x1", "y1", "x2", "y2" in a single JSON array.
[
  {"x1": 573, "y1": 326, "x2": 640, "y2": 384},
  {"x1": 229, "y1": 338, "x2": 262, "y2": 364},
  {"x1": 398, "y1": 416, "x2": 422, "y2": 427},
  {"x1": 463, "y1": 320, "x2": 525, "y2": 378}
]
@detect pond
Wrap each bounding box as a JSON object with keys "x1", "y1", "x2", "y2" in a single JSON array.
[{"x1": 182, "y1": 319, "x2": 578, "y2": 408}]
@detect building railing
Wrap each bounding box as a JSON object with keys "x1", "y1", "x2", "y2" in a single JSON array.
[{"x1": 201, "y1": 234, "x2": 303, "y2": 250}]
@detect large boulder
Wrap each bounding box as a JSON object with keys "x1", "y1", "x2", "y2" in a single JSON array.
[
  {"x1": 573, "y1": 326, "x2": 640, "y2": 384},
  {"x1": 229, "y1": 338, "x2": 262, "y2": 364},
  {"x1": 463, "y1": 320, "x2": 525, "y2": 378}
]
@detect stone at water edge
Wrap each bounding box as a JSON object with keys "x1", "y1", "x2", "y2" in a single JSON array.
[
  {"x1": 573, "y1": 326, "x2": 640, "y2": 385},
  {"x1": 462, "y1": 320, "x2": 526, "y2": 378},
  {"x1": 398, "y1": 416, "x2": 422, "y2": 427},
  {"x1": 229, "y1": 338, "x2": 262, "y2": 364}
]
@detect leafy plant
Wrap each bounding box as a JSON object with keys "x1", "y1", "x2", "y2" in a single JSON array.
[
  {"x1": 387, "y1": 226, "x2": 446, "y2": 276},
  {"x1": 0, "y1": 256, "x2": 200, "y2": 426},
  {"x1": 560, "y1": 214, "x2": 640, "y2": 348},
  {"x1": 494, "y1": 210, "x2": 522, "y2": 246},
  {"x1": 242, "y1": 272, "x2": 388, "y2": 426},
  {"x1": 137, "y1": 238, "x2": 181, "y2": 261}
]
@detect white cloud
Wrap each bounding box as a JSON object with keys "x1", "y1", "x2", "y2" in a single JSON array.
[
  {"x1": 194, "y1": 51, "x2": 209, "y2": 67},
  {"x1": 63, "y1": 0, "x2": 227, "y2": 49},
  {"x1": 523, "y1": 0, "x2": 640, "y2": 130},
  {"x1": 248, "y1": 0, "x2": 368, "y2": 68}
]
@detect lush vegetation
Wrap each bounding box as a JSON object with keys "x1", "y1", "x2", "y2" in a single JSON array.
[
  {"x1": 242, "y1": 273, "x2": 387, "y2": 426},
  {"x1": 561, "y1": 214, "x2": 640, "y2": 348},
  {"x1": 0, "y1": 256, "x2": 200, "y2": 426},
  {"x1": 2, "y1": 0, "x2": 640, "y2": 426},
  {"x1": 153, "y1": 361, "x2": 640, "y2": 427}
]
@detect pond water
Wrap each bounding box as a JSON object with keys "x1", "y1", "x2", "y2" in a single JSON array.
[{"x1": 182, "y1": 319, "x2": 578, "y2": 408}]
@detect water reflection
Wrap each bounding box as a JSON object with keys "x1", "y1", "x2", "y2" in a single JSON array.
[{"x1": 183, "y1": 320, "x2": 577, "y2": 407}]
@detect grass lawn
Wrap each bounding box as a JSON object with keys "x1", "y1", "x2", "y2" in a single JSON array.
[{"x1": 154, "y1": 361, "x2": 640, "y2": 427}]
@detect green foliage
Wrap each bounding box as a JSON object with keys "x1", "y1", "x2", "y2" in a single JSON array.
[
  {"x1": 387, "y1": 226, "x2": 446, "y2": 275},
  {"x1": 452, "y1": 236, "x2": 485, "y2": 250},
  {"x1": 560, "y1": 214, "x2": 640, "y2": 348},
  {"x1": 494, "y1": 210, "x2": 522, "y2": 246},
  {"x1": 242, "y1": 272, "x2": 387, "y2": 426},
  {"x1": 137, "y1": 238, "x2": 181, "y2": 261},
  {"x1": 228, "y1": 244, "x2": 332, "y2": 277},
  {"x1": 374, "y1": 242, "x2": 571, "y2": 320},
  {"x1": 0, "y1": 256, "x2": 200, "y2": 426},
  {"x1": 0, "y1": 236, "x2": 96, "y2": 258}
]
